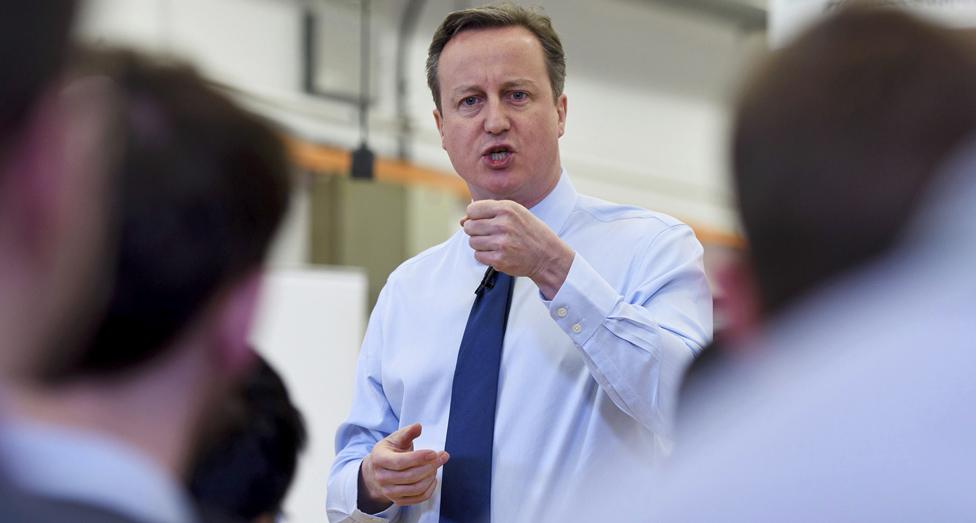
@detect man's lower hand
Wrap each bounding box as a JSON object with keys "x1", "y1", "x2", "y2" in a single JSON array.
[{"x1": 358, "y1": 423, "x2": 450, "y2": 512}]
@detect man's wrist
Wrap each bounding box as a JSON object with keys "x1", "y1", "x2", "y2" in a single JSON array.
[
  {"x1": 357, "y1": 456, "x2": 393, "y2": 514},
  {"x1": 533, "y1": 243, "x2": 574, "y2": 300}
]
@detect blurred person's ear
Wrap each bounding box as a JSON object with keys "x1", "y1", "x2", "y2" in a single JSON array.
[
  {"x1": 0, "y1": 79, "x2": 116, "y2": 379},
  {"x1": 208, "y1": 271, "x2": 264, "y2": 377},
  {"x1": 714, "y1": 253, "x2": 762, "y2": 346},
  {"x1": 0, "y1": 90, "x2": 72, "y2": 264}
]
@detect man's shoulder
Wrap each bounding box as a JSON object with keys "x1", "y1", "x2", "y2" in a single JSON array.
[{"x1": 572, "y1": 193, "x2": 689, "y2": 236}]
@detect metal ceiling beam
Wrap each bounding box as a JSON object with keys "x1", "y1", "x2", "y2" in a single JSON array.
[
  {"x1": 395, "y1": 0, "x2": 426, "y2": 161},
  {"x1": 642, "y1": 0, "x2": 767, "y2": 31}
]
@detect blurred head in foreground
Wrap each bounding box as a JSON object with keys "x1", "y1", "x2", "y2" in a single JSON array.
[
  {"x1": 1, "y1": 48, "x2": 291, "y2": 520},
  {"x1": 42, "y1": 49, "x2": 291, "y2": 386},
  {"x1": 725, "y1": 5, "x2": 976, "y2": 332},
  {"x1": 189, "y1": 354, "x2": 307, "y2": 523},
  {"x1": 651, "y1": 7, "x2": 976, "y2": 521}
]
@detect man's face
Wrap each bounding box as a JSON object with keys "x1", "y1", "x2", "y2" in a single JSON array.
[{"x1": 434, "y1": 26, "x2": 567, "y2": 208}]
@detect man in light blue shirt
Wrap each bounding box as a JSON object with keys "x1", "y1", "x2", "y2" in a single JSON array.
[{"x1": 327, "y1": 5, "x2": 712, "y2": 522}]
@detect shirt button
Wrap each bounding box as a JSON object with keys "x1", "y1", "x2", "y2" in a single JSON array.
[
  {"x1": 556, "y1": 307, "x2": 568, "y2": 318},
  {"x1": 572, "y1": 323, "x2": 582, "y2": 333}
]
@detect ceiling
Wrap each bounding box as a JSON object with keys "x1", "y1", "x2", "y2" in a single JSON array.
[{"x1": 634, "y1": 0, "x2": 767, "y2": 30}]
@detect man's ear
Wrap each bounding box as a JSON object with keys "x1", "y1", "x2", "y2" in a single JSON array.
[
  {"x1": 211, "y1": 271, "x2": 264, "y2": 376},
  {"x1": 714, "y1": 252, "x2": 762, "y2": 346},
  {"x1": 0, "y1": 90, "x2": 69, "y2": 260},
  {"x1": 556, "y1": 93, "x2": 567, "y2": 138},
  {"x1": 433, "y1": 108, "x2": 446, "y2": 150},
  {"x1": 1, "y1": 77, "x2": 117, "y2": 272}
]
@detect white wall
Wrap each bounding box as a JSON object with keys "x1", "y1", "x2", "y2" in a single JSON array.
[
  {"x1": 76, "y1": 0, "x2": 763, "y2": 240},
  {"x1": 251, "y1": 268, "x2": 368, "y2": 523}
]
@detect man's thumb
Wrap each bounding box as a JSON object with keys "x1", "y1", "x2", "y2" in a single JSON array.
[{"x1": 386, "y1": 422, "x2": 422, "y2": 450}]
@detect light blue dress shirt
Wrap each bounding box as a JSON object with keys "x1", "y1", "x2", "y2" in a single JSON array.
[
  {"x1": 327, "y1": 172, "x2": 712, "y2": 522},
  {"x1": 0, "y1": 419, "x2": 196, "y2": 523}
]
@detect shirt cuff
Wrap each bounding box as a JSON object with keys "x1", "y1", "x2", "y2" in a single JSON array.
[
  {"x1": 544, "y1": 253, "x2": 621, "y2": 346},
  {"x1": 332, "y1": 459, "x2": 400, "y2": 522},
  {"x1": 347, "y1": 507, "x2": 398, "y2": 522}
]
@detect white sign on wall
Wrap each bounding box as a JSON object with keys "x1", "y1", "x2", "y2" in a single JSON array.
[{"x1": 770, "y1": 0, "x2": 976, "y2": 47}]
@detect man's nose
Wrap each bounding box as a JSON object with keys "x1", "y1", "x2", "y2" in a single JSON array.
[{"x1": 483, "y1": 99, "x2": 511, "y2": 135}]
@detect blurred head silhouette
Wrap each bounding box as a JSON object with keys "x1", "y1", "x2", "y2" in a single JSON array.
[
  {"x1": 725, "y1": 5, "x2": 976, "y2": 333},
  {"x1": 190, "y1": 354, "x2": 306, "y2": 523},
  {"x1": 6, "y1": 47, "x2": 291, "y2": 488}
]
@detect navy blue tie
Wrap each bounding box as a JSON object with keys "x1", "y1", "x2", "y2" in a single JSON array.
[{"x1": 439, "y1": 268, "x2": 514, "y2": 523}]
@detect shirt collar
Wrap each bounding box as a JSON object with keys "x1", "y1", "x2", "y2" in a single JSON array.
[
  {"x1": 0, "y1": 419, "x2": 196, "y2": 523},
  {"x1": 527, "y1": 169, "x2": 577, "y2": 235}
]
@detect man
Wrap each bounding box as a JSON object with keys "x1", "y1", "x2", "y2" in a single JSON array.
[
  {"x1": 190, "y1": 353, "x2": 307, "y2": 523},
  {"x1": 0, "y1": 1, "x2": 111, "y2": 387},
  {"x1": 0, "y1": 50, "x2": 292, "y2": 523},
  {"x1": 0, "y1": 2, "x2": 121, "y2": 520},
  {"x1": 678, "y1": 2, "x2": 976, "y2": 410},
  {"x1": 649, "y1": 7, "x2": 976, "y2": 521},
  {"x1": 328, "y1": 5, "x2": 711, "y2": 522}
]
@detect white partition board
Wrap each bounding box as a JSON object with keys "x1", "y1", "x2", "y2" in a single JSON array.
[{"x1": 251, "y1": 267, "x2": 368, "y2": 522}]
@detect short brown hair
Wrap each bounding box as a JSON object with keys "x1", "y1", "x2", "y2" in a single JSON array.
[
  {"x1": 733, "y1": 6, "x2": 976, "y2": 315},
  {"x1": 426, "y1": 3, "x2": 566, "y2": 111},
  {"x1": 43, "y1": 49, "x2": 291, "y2": 380}
]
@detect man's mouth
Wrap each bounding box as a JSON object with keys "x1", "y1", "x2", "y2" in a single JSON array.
[
  {"x1": 482, "y1": 145, "x2": 514, "y2": 168},
  {"x1": 483, "y1": 145, "x2": 512, "y2": 157}
]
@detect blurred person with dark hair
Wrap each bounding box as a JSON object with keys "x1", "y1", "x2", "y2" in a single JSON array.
[
  {"x1": 189, "y1": 354, "x2": 306, "y2": 523},
  {"x1": 681, "y1": 2, "x2": 976, "y2": 408},
  {"x1": 646, "y1": 7, "x2": 976, "y2": 521},
  {"x1": 0, "y1": 3, "x2": 132, "y2": 521},
  {"x1": 0, "y1": 1, "x2": 116, "y2": 384},
  {"x1": 0, "y1": 49, "x2": 291, "y2": 523},
  {"x1": 328, "y1": 4, "x2": 712, "y2": 522}
]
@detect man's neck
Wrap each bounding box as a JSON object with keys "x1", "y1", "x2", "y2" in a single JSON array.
[
  {"x1": 1, "y1": 358, "x2": 207, "y2": 481},
  {"x1": 519, "y1": 166, "x2": 562, "y2": 209}
]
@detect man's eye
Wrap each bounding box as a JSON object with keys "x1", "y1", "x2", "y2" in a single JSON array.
[
  {"x1": 511, "y1": 91, "x2": 528, "y2": 101},
  {"x1": 461, "y1": 96, "x2": 479, "y2": 106}
]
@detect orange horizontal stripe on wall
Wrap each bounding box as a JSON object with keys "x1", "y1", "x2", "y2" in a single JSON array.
[
  {"x1": 285, "y1": 137, "x2": 470, "y2": 198},
  {"x1": 285, "y1": 136, "x2": 744, "y2": 249}
]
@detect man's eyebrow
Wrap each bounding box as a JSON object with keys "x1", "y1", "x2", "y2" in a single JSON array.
[
  {"x1": 450, "y1": 79, "x2": 540, "y2": 97},
  {"x1": 500, "y1": 79, "x2": 539, "y2": 90},
  {"x1": 451, "y1": 84, "x2": 483, "y2": 97}
]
